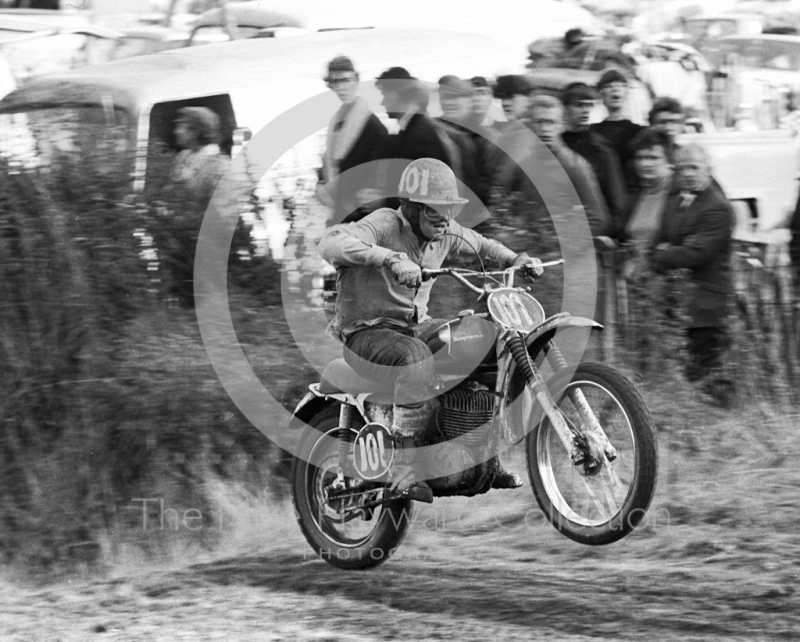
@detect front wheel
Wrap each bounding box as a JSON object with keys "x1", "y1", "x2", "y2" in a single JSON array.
[
  {"x1": 291, "y1": 404, "x2": 414, "y2": 569},
  {"x1": 526, "y1": 362, "x2": 658, "y2": 545}
]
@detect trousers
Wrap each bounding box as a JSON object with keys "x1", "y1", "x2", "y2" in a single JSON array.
[
  {"x1": 686, "y1": 327, "x2": 729, "y2": 382},
  {"x1": 343, "y1": 321, "x2": 444, "y2": 407}
]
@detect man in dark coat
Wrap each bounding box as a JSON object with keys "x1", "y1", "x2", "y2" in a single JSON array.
[
  {"x1": 561, "y1": 84, "x2": 628, "y2": 238},
  {"x1": 319, "y1": 56, "x2": 390, "y2": 224},
  {"x1": 375, "y1": 66, "x2": 451, "y2": 209},
  {"x1": 651, "y1": 143, "x2": 735, "y2": 390},
  {"x1": 526, "y1": 95, "x2": 610, "y2": 236}
]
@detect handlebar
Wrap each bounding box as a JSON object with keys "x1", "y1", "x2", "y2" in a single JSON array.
[{"x1": 421, "y1": 259, "x2": 564, "y2": 294}]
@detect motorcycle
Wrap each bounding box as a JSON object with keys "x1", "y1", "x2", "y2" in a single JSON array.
[{"x1": 288, "y1": 261, "x2": 658, "y2": 569}]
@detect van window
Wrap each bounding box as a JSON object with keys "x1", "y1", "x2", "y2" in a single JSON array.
[{"x1": 144, "y1": 95, "x2": 236, "y2": 191}]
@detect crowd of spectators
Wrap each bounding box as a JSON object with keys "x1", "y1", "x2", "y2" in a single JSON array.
[{"x1": 315, "y1": 52, "x2": 736, "y2": 404}]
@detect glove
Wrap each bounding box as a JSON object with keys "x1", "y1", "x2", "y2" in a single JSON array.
[
  {"x1": 386, "y1": 253, "x2": 422, "y2": 288},
  {"x1": 512, "y1": 254, "x2": 544, "y2": 280}
]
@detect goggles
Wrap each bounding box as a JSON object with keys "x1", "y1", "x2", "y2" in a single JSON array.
[{"x1": 417, "y1": 203, "x2": 460, "y2": 222}]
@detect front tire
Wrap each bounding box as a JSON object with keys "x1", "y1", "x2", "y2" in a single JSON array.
[
  {"x1": 526, "y1": 362, "x2": 658, "y2": 545},
  {"x1": 291, "y1": 404, "x2": 414, "y2": 569}
]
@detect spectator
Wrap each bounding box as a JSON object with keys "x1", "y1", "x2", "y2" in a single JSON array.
[
  {"x1": 616, "y1": 127, "x2": 675, "y2": 277},
  {"x1": 493, "y1": 75, "x2": 533, "y2": 127},
  {"x1": 375, "y1": 66, "x2": 451, "y2": 208},
  {"x1": 488, "y1": 75, "x2": 534, "y2": 191},
  {"x1": 590, "y1": 69, "x2": 644, "y2": 168},
  {"x1": 527, "y1": 94, "x2": 609, "y2": 236},
  {"x1": 166, "y1": 106, "x2": 232, "y2": 306},
  {"x1": 648, "y1": 97, "x2": 686, "y2": 162},
  {"x1": 468, "y1": 76, "x2": 498, "y2": 134},
  {"x1": 564, "y1": 28, "x2": 585, "y2": 52},
  {"x1": 561, "y1": 84, "x2": 627, "y2": 234},
  {"x1": 651, "y1": 143, "x2": 735, "y2": 397},
  {"x1": 436, "y1": 74, "x2": 492, "y2": 222},
  {"x1": 319, "y1": 56, "x2": 389, "y2": 224},
  {"x1": 790, "y1": 191, "x2": 800, "y2": 289},
  {"x1": 171, "y1": 106, "x2": 229, "y2": 208}
]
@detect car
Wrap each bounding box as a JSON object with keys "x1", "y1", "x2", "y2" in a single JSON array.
[
  {"x1": 0, "y1": 11, "x2": 120, "y2": 96},
  {"x1": 704, "y1": 34, "x2": 800, "y2": 129},
  {"x1": 101, "y1": 1, "x2": 309, "y2": 61},
  {"x1": 247, "y1": 0, "x2": 599, "y2": 52},
  {"x1": 525, "y1": 39, "x2": 653, "y2": 125},
  {"x1": 186, "y1": 1, "x2": 307, "y2": 46},
  {"x1": 680, "y1": 12, "x2": 765, "y2": 50}
]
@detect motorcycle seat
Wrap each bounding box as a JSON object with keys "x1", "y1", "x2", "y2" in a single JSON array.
[{"x1": 319, "y1": 358, "x2": 394, "y2": 396}]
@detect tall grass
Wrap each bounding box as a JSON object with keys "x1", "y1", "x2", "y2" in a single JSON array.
[
  {"x1": 1, "y1": 133, "x2": 797, "y2": 576},
  {"x1": 0, "y1": 142, "x2": 287, "y2": 572}
]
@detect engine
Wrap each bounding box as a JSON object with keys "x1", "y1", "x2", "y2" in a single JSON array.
[
  {"x1": 439, "y1": 384, "x2": 495, "y2": 446},
  {"x1": 362, "y1": 384, "x2": 497, "y2": 496}
]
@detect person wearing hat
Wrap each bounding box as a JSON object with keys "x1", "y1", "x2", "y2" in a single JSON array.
[
  {"x1": 493, "y1": 74, "x2": 533, "y2": 126},
  {"x1": 435, "y1": 74, "x2": 492, "y2": 223},
  {"x1": 319, "y1": 157, "x2": 543, "y2": 501},
  {"x1": 375, "y1": 66, "x2": 451, "y2": 209},
  {"x1": 589, "y1": 69, "x2": 644, "y2": 169},
  {"x1": 561, "y1": 84, "x2": 626, "y2": 235},
  {"x1": 320, "y1": 55, "x2": 390, "y2": 224},
  {"x1": 487, "y1": 75, "x2": 535, "y2": 192}
]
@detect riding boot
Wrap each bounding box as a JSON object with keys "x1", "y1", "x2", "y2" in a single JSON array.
[
  {"x1": 490, "y1": 456, "x2": 523, "y2": 489},
  {"x1": 390, "y1": 404, "x2": 435, "y2": 503}
]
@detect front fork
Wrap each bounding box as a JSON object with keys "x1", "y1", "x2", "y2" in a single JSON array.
[{"x1": 508, "y1": 333, "x2": 616, "y2": 471}]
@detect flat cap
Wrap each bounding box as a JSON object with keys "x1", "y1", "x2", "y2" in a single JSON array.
[
  {"x1": 493, "y1": 74, "x2": 532, "y2": 99},
  {"x1": 438, "y1": 74, "x2": 473, "y2": 97}
]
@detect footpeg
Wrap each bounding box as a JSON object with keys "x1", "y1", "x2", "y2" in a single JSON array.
[{"x1": 399, "y1": 482, "x2": 434, "y2": 504}]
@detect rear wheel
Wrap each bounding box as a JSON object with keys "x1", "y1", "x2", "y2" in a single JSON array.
[
  {"x1": 526, "y1": 362, "x2": 658, "y2": 545},
  {"x1": 291, "y1": 404, "x2": 413, "y2": 569}
]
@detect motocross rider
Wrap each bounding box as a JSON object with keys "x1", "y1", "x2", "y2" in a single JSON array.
[{"x1": 318, "y1": 158, "x2": 543, "y2": 503}]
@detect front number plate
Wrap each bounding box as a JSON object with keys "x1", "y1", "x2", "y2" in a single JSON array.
[{"x1": 487, "y1": 288, "x2": 545, "y2": 333}]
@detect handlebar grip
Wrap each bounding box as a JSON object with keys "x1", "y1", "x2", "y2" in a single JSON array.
[{"x1": 421, "y1": 268, "x2": 442, "y2": 282}]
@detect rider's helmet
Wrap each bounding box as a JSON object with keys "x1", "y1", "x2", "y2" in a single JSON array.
[{"x1": 398, "y1": 158, "x2": 469, "y2": 206}]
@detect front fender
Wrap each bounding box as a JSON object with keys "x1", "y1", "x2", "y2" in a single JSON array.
[
  {"x1": 525, "y1": 313, "x2": 603, "y2": 358},
  {"x1": 289, "y1": 389, "x2": 336, "y2": 431}
]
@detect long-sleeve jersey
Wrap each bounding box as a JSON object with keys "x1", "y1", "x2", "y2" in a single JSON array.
[{"x1": 318, "y1": 207, "x2": 518, "y2": 339}]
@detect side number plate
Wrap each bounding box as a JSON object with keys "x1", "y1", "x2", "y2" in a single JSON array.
[{"x1": 353, "y1": 423, "x2": 395, "y2": 480}]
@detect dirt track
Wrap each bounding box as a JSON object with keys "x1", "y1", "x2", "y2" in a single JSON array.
[{"x1": 4, "y1": 438, "x2": 800, "y2": 642}]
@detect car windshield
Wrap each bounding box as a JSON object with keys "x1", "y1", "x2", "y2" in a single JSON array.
[{"x1": 712, "y1": 39, "x2": 800, "y2": 70}]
